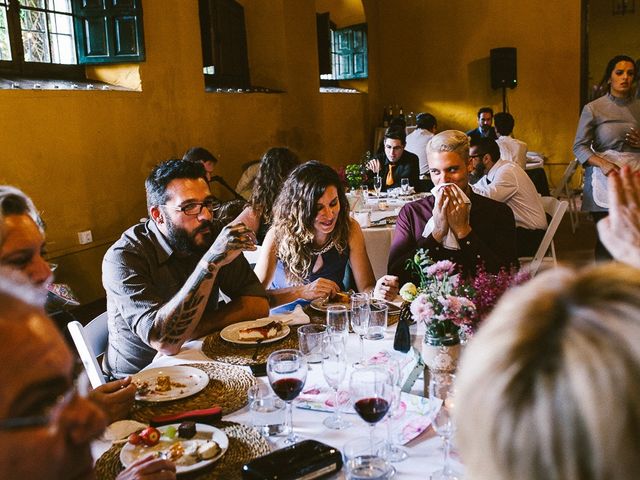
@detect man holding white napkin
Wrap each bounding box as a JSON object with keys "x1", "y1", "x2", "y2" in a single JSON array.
[{"x1": 388, "y1": 130, "x2": 518, "y2": 284}]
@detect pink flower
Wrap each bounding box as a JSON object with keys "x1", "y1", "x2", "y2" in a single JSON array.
[
  {"x1": 410, "y1": 294, "x2": 434, "y2": 323},
  {"x1": 427, "y1": 260, "x2": 456, "y2": 280}
]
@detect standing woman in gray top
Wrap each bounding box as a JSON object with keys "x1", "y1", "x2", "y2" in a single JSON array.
[{"x1": 573, "y1": 54, "x2": 640, "y2": 260}]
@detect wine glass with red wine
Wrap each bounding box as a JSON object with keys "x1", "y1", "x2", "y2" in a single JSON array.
[
  {"x1": 267, "y1": 349, "x2": 308, "y2": 445},
  {"x1": 349, "y1": 366, "x2": 392, "y2": 453}
]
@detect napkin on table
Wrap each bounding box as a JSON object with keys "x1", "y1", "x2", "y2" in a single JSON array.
[
  {"x1": 422, "y1": 183, "x2": 471, "y2": 250},
  {"x1": 264, "y1": 304, "x2": 310, "y2": 326}
]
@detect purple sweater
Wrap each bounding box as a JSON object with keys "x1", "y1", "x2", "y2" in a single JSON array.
[{"x1": 388, "y1": 191, "x2": 517, "y2": 283}]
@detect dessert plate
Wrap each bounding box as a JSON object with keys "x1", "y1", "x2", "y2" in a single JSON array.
[
  {"x1": 120, "y1": 423, "x2": 228, "y2": 475},
  {"x1": 132, "y1": 366, "x2": 209, "y2": 402},
  {"x1": 220, "y1": 318, "x2": 290, "y2": 345}
]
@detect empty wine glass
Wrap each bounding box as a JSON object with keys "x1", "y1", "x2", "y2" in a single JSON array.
[
  {"x1": 373, "y1": 175, "x2": 383, "y2": 199},
  {"x1": 351, "y1": 292, "x2": 370, "y2": 365},
  {"x1": 267, "y1": 349, "x2": 308, "y2": 445},
  {"x1": 350, "y1": 366, "x2": 392, "y2": 453},
  {"x1": 428, "y1": 372, "x2": 461, "y2": 480},
  {"x1": 383, "y1": 358, "x2": 409, "y2": 462},
  {"x1": 321, "y1": 332, "x2": 351, "y2": 429},
  {"x1": 401, "y1": 177, "x2": 410, "y2": 195},
  {"x1": 326, "y1": 305, "x2": 349, "y2": 340}
]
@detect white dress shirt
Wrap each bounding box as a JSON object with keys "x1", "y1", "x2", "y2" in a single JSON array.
[
  {"x1": 496, "y1": 135, "x2": 528, "y2": 169},
  {"x1": 472, "y1": 158, "x2": 547, "y2": 231},
  {"x1": 405, "y1": 128, "x2": 434, "y2": 175}
]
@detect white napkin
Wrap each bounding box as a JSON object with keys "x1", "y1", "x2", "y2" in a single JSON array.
[
  {"x1": 262, "y1": 304, "x2": 310, "y2": 326},
  {"x1": 422, "y1": 183, "x2": 471, "y2": 250}
]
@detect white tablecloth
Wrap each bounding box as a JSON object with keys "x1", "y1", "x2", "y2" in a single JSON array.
[{"x1": 94, "y1": 324, "x2": 464, "y2": 479}]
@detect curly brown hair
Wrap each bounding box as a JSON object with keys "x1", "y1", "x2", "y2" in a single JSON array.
[
  {"x1": 272, "y1": 161, "x2": 351, "y2": 285},
  {"x1": 249, "y1": 147, "x2": 300, "y2": 224}
]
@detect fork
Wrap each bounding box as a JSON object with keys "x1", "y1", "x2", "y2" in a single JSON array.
[{"x1": 251, "y1": 338, "x2": 265, "y2": 361}]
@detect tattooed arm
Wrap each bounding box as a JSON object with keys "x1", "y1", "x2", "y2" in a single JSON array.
[{"x1": 149, "y1": 223, "x2": 259, "y2": 355}]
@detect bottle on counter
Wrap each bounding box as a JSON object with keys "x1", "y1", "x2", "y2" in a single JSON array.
[{"x1": 383, "y1": 106, "x2": 390, "y2": 127}]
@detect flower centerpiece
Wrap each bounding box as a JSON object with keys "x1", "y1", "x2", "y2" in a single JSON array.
[
  {"x1": 339, "y1": 151, "x2": 372, "y2": 191},
  {"x1": 399, "y1": 249, "x2": 527, "y2": 373}
]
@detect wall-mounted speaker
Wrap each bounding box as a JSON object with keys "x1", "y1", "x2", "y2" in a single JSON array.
[{"x1": 490, "y1": 47, "x2": 517, "y2": 90}]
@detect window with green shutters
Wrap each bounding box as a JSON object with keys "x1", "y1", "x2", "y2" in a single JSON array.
[
  {"x1": 0, "y1": 0, "x2": 144, "y2": 79},
  {"x1": 317, "y1": 19, "x2": 368, "y2": 82}
]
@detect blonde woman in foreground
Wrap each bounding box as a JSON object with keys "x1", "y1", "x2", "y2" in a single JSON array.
[{"x1": 456, "y1": 262, "x2": 640, "y2": 480}]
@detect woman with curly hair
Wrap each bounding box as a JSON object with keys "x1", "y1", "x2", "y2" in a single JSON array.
[
  {"x1": 233, "y1": 147, "x2": 300, "y2": 244},
  {"x1": 254, "y1": 161, "x2": 398, "y2": 307}
]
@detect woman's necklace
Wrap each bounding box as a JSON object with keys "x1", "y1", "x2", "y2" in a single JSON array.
[{"x1": 311, "y1": 236, "x2": 334, "y2": 256}]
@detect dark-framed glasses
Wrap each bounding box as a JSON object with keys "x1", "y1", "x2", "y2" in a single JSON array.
[
  {"x1": 0, "y1": 370, "x2": 89, "y2": 432},
  {"x1": 163, "y1": 199, "x2": 221, "y2": 216}
]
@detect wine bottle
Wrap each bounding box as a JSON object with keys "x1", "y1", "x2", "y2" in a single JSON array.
[{"x1": 383, "y1": 107, "x2": 390, "y2": 127}]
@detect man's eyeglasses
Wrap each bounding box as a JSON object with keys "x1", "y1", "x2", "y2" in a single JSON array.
[
  {"x1": 162, "y1": 199, "x2": 221, "y2": 216},
  {"x1": 0, "y1": 372, "x2": 88, "y2": 431}
]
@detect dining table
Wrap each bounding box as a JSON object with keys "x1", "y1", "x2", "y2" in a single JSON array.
[{"x1": 92, "y1": 306, "x2": 465, "y2": 479}]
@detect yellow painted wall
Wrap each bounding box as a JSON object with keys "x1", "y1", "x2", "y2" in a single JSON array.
[
  {"x1": 0, "y1": 0, "x2": 368, "y2": 303},
  {"x1": 588, "y1": 0, "x2": 640, "y2": 89},
  {"x1": 364, "y1": 0, "x2": 582, "y2": 183},
  {"x1": 0, "y1": 0, "x2": 583, "y2": 303}
]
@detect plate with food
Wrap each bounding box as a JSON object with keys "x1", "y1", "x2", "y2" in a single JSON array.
[
  {"x1": 310, "y1": 291, "x2": 353, "y2": 312},
  {"x1": 220, "y1": 318, "x2": 290, "y2": 345},
  {"x1": 120, "y1": 422, "x2": 228, "y2": 474},
  {"x1": 133, "y1": 366, "x2": 209, "y2": 402}
]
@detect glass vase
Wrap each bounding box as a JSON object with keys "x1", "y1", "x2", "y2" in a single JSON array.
[{"x1": 422, "y1": 331, "x2": 461, "y2": 397}]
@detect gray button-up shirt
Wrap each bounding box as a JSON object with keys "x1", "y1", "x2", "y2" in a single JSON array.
[{"x1": 102, "y1": 220, "x2": 266, "y2": 378}]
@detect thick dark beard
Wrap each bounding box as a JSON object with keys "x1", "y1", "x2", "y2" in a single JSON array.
[
  {"x1": 165, "y1": 218, "x2": 221, "y2": 255},
  {"x1": 473, "y1": 162, "x2": 486, "y2": 179}
]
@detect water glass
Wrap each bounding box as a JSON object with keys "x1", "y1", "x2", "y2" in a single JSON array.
[
  {"x1": 373, "y1": 175, "x2": 383, "y2": 198},
  {"x1": 367, "y1": 301, "x2": 388, "y2": 340},
  {"x1": 321, "y1": 333, "x2": 351, "y2": 430},
  {"x1": 248, "y1": 383, "x2": 286, "y2": 437},
  {"x1": 428, "y1": 372, "x2": 461, "y2": 480},
  {"x1": 343, "y1": 435, "x2": 393, "y2": 480},
  {"x1": 298, "y1": 324, "x2": 326, "y2": 364},
  {"x1": 360, "y1": 184, "x2": 370, "y2": 199}
]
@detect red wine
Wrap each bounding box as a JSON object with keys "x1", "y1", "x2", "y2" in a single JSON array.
[
  {"x1": 354, "y1": 397, "x2": 389, "y2": 423},
  {"x1": 272, "y1": 378, "x2": 304, "y2": 401}
]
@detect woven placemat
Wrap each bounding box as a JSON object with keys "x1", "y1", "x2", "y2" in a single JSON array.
[
  {"x1": 131, "y1": 363, "x2": 255, "y2": 420},
  {"x1": 95, "y1": 421, "x2": 271, "y2": 480},
  {"x1": 202, "y1": 326, "x2": 301, "y2": 366}
]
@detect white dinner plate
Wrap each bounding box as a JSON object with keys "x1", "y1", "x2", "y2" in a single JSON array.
[
  {"x1": 132, "y1": 366, "x2": 209, "y2": 402},
  {"x1": 120, "y1": 423, "x2": 228, "y2": 475},
  {"x1": 220, "y1": 318, "x2": 290, "y2": 345}
]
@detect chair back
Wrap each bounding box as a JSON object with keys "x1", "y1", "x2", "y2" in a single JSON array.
[
  {"x1": 67, "y1": 312, "x2": 108, "y2": 388},
  {"x1": 551, "y1": 159, "x2": 579, "y2": 197},
  {"x1": 519, "y1": 196, "x2": 568, "y2": 276}
]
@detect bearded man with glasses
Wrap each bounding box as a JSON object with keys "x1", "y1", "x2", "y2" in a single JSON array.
[{"x1": 103, "y1": 159, "x2": 269, "y2": 378}]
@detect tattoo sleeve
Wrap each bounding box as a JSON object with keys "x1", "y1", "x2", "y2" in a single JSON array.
[{"x1": 151, "y1": 260, "x2": 219, "y2": 349}]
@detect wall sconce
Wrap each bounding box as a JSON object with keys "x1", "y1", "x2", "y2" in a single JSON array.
[{"x1": 612, "y1": 0, "x2": 636, "y2": 15}]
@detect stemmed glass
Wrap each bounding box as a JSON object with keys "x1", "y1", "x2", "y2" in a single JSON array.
[
  {"x1": 373, "y1": 175, "x2": 383, "y2": 199},
  {"x1": 384, "y1": 359, "x2": 409, "y2": 462},
  {"x1": 350, "y1": 293, "x2": 370, "y2": 365},
  {"x1": 401, "y1": 178, "x2": 410, "y2": 195},
  {"x1": 326, "y1": 305, "x2": 349, "y2": 340},
  {"x1": 350, "y1": 366, "x2": 392, "y2": 452},
  {"x1": 267, "y1": 349, "x2": 308, "y2": 445},
  {"x1": 428, "y1": 372, "x2": 461, "y2": 480},
  {"x1": 321, "y1": 332, "x2": 351, "y2": 429}
]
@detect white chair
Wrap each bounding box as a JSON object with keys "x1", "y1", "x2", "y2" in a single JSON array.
[
  {"x1": 519, "y1": 196, "x2": 568, "y2": 277},
  {"x1": 67, "y1": 312, "x2": 108, "y2": 389},
  {"x1": 551, "y1": 159, "x2": 581, "y2": 233}
]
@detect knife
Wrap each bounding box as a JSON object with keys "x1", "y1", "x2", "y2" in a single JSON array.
[{"x1": 149, "y1": 406, "x2": 223, "y2": 427}]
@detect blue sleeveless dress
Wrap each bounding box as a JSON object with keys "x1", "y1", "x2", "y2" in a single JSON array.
[{"x1": 271, "y1": 245, "x2": 349, "y2": 290}]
